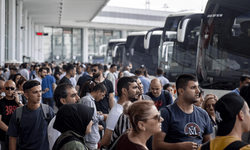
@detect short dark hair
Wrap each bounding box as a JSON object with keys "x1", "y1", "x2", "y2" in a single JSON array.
[
  {"x1": 66, "y1": 64, "x2": 74, "y2": 73},
  {"x1": 240, "y1": 74, "x2": 250, "y2": 82},
  {"x1": 0, "y1": 76, "x2": 4, "y2": 82},
  {"x1": 93, "y1": 83, "x2": 107, "y2": 93},
  {"x1": 23, "y1": 63, "x2": 27, "y2": 68},
  {"x1": 53, "y1": 83, "x2": 74, "y2": 109},
  {"x1": 62, "y1": 65, "x2": 67, "y2": 71},
  {"x1": 23, "y1": 80, "x2": 40, "y2": 93},
  {"x1": 91, "y1": 63, "x2": 104, "y2": 71},
  {"x1": 135, "y1": 69, "x2": 143, "y2": 76},
  {"x1": 39, "y1": 67, "x2": 46, "y2": 73},
  {"x1": 117, "y1": 77, "x2": 137, "y2": 97},
  {"x1": 10, "y1": 67, "x2": 17, "y2": 72},
  {"x1": 163, "y1": 83, "x2": 173, "y2": 90},
  {"x1": 176, "y1": 74, "x2": 198, "y2": 96},
  {"x1": 104, "y1": 65, "x2": 108, "y2": 71},
  {"x1": 110, "y1": 64, "x2": 116, "y2": 69},
  {"x1": 156, "y1": 68, "x2": 163, "y2": 75}
]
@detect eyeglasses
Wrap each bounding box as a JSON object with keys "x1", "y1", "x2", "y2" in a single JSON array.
[
  {"x1": 206, "y1": 104, "x2": 215, "y2": 109},
  {"x1": 92, "y1": 69, "x2": 97, "y2": 72},
  {"x1": 5, "y1": 87, "x2": 15, "y2": 91},
  {"x1": 143, "y1": 114, "x2": 161, "y2": 122}
]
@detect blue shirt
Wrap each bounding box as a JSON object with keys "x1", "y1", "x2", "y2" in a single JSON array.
[
  {"x1": 138, "y1": 76, "x2": 150, "y2": 94},
  {"x1": 42, "y1": 75, "x2": 56, "y2": 98},
  {"x1": 161, "y1": 103, "x2": 213, "y2": 145},
  {"x1": 157, "y1": 75, "x2": 170, "y2": 86},
  {"x1": 147, "y1": 90, "x2": 173, "y2": 110},
  {"x1": 231, "y1": 88, "x2": 240, "y2": 95}
]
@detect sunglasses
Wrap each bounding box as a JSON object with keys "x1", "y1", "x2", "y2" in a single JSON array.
[
  {"x1": 144, "y1": 113, "x2": 161, "y2": 122},
  {"x1": 92, "y1": 69, "x2": 97, "y2": 72},
  {"x1": 5, "y1": 87, "x2": 15, "y2": 91},
  {"x1": 206, "y1": 104, "x2": 215, "y2": 109}
]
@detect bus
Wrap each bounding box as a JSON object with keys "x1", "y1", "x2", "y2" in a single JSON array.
[
  {"x1": 197, "y1": 0, "x2": 250, "y2": 96},
  {"x1": 122, "y1": 31, "x2": 163, "y2": 75},
  {"x1": 104, "y1": 38, "x2": 126, "y2": 64},
  {"x1": 144, "y1": 12, "x2": 202, "y2": 76}
]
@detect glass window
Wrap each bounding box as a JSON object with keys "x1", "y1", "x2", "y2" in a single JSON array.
[
  {"x1": 73, "y1": 29, "x2": 82, "y2": 62},
  {"x1": 43, "y1": 27, "x2": 53, "y2": 62},
  {"x1": 5, "y1": 0, "x2": 9, "y2": 60}
]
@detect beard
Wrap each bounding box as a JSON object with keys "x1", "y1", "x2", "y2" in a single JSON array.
[{"x1": 93, "y1": 72, "x2": 100, "y2": 78}]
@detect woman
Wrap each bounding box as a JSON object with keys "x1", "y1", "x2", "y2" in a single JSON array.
[
  {"x1": 52, "y1": 104, "x2": 94, "y2": 150},
  {"x1": 115, "y1": 100, "x2": 163, "y2": 150},
  {"x1": 54, "y1": 66, "x2": 62, "y2": 84},
  {"x1": 202, "y1": 94, "x2": 218, "y2": 138},
  {"x1": 163, "y1": 84, "x2": 176, "y2": 101},
  {"x1": 12, "y1": 73, "x2": 21, "y2": 84},
  {"x1": 194, "y1": 87, "x2": 204, "y2": 107},
  {"x1": 16, "y1": 76, "x2": 27, "y2": 104}
]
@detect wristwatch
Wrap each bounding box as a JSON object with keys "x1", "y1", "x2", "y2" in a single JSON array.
[{"x1": 17, "y1": 101, "x2": 22, "y2": 104}]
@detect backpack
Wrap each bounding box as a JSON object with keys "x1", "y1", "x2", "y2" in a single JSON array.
[
  {"x1": 15, "y1": 103, "x2": 52, "y2": 127},
  {"x1": 52, "y1": 135, "x2": 89, "y2": 150},
  {"x1": 201, "y1": 140, "x2": 248, "y2": 150}
]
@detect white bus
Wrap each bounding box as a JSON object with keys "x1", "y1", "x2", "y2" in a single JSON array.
[{"x1": 105, "y1": 38, "x2": 126, "y2": 64}]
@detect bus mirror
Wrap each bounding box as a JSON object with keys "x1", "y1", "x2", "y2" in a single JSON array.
[
  {"x1": 130, "y1": 48, "x2": 134, "y2": 56},
  {"x1": 177, "y1": 18, "x2": 191, "y2": 42},
  {"x1": 144, "y1": 31, "x2": 153, "y2": 49},
  {"x1": 113, "y1": 46, "x2": 118, "y2": 57}
]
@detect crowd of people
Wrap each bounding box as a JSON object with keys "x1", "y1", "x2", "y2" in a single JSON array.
[{"x1": 0, "y1": 61, "x2": 250, "y2": 150}]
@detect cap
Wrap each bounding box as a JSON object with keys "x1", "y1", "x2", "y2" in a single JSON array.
[{"x1": 215, "y1": 92, "x2": 245, "y2": 136}]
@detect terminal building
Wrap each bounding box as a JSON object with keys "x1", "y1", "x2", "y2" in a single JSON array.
[{"x1": 0, "y1": 0, "x2": 172, "y2": 65}]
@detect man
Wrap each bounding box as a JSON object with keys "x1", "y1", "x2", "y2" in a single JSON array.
[
  {"x1": 7, "y1": 80, "x2": 54, "y2": 150},
  {"x1": 75, "y1": 65, "x2": 83, "y2": 82},
  {"x1": 199, "y1": 92, "x2": 250, "y2": 150},
  {"x1": 59, "y1": 64, "x2": 76, "y2": 85},
  {"x1": 59, "y1": 64, "x2": 77, "y2": 87},
  {"x1": 153, "y1": 74, "x2": 213, "y2": 150},
  {"x1": 76, "y1": 64, "x2": 92, "y2": 95},
  {"x1": 103, "y1": 65, "x2": 110, "y2": 78},
  {"x1": 0, "y1": 81, "x2": 23, "y2": 149},
  {"x1": 0, "y1": 78, "x2": 5, "y2": 99},
  {"x1": 91, "y1": 63, "x2": 114, "y2": 114},
  {"x1": 47, "y1": 83, "x2": 80, "y2": 150},
  {"x1": 156, "y1": 68, "x2": 169, "y2": 86},
  {"x1": 106, "y1": 64, "x2": 117, "y2": 93},
  {"x1": 123, "y1": 66, "x2": 134, "y2": 77},
  {"x1": 135, "y1": 68, "x2": 150, "y2": 94},
  {"x1": 18, "y1": 63, "x2": 29, "y2": 80},
  {"x1": 8, "y1": 67, "x2": 18, "y2": 80},
  {"x1": 147, "y1": 78, "x2": 173, "y2": 110},
  {"x1": 33, "y1": 68, "x2": 47, "y2": 85},
  {"x1": 42, "y1": 68, "x2": 56, "y2": 109},
  {"x1": 231, "y1": 74, "x2": 250, "y2": 95},
  {"x1": 81, "y1": 83, "x2": 108, "y2": 149},
  {"x1": 100, "y1": 77, "x2": 140, "y2": 147}
]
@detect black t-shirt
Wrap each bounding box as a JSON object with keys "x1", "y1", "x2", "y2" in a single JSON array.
[
  {"x1": 59, "y1": 76, "x2": 71, "y2": 85},
  {"x1": 94, "y1": 79, "x2": 114, "y2": 114},
  {"x1": 0, "y1": 97, "x2": 18, "y2": 141},
  {"x1": 77, "y1": 74, "x2": 92, "y2": 94}
]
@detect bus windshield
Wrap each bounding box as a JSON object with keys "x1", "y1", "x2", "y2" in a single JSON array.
[
  {"x1": 165, "y1": 14, "x2": 202, "y2": 82},
  {"x1": 198, "y1": 4, "x2": 250, "y2": 90}
]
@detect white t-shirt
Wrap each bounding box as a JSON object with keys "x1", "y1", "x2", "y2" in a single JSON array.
[
  {"x1": 47, "y1": 116, "x2": 61, "y2": 150},
  {"x1": 33, "y1": 77, "x2": 42, "y2": 85},
  {"x1": 106, "y1": 103, "x2": 124, "y2": 131}
]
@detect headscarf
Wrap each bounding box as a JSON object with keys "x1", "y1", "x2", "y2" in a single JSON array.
[{"x1": 53, "y1": 103, "x2": 94, "y2": 137}]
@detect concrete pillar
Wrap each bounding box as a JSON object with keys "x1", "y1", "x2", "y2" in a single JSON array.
[
  {"x1": 28, "y1": 16, "x2": 32, "y2": 57},
  {"x1": 0, "y1": 0, "x2": 5, "y2": 65},
  {"x1": 31, "y1": 21, "x2": 35, "y2": 61},
  {"x1": 9, "y1": 0, "x2": 16, "y2": 60},
  {"x1": 23, "y1": 9, "x2": 28, "y2": 57},
  {"x1": 82, "y1": 28, "x2": 88, "y2": 63},
  {"x1": 16, "y1": 0, "x2": 23, "y2": 62},
  {"x1": 122, "y1": 30, "x2": 127, "y2": 38}
]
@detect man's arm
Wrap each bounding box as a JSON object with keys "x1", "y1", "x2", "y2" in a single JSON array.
[
  {"x1": 153, "y1": 132, "x2": 198, "y2": 150},
  {"x1": 9, "y1": 136, "x2": 17, "y2": 150},
  {"x1": 202, "y1": 134, "x2": 212, "y2": 143},
  {"x1": 109, "y1": 93, "x2": 114, "y2": 109},
  {"x1": 52, "y1": 83, "x2": 56, "y2": 92},
  {"x1": 0, "y1": 115, "x2": 8, "y2": 132},
  {"x1": 100, "y1": 128, "x2": 113, "y2": 147}
]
